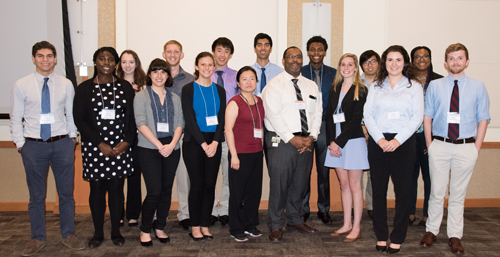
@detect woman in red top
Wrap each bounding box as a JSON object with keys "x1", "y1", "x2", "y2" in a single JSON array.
[{"x1": 226, "y1": 66, "x2": 265, "y2": 242}]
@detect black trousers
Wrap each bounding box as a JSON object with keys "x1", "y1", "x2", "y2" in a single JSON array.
[
  {"x1": 183, "y1": 132, "x2": 222, "y2": 227},
  {"x1": 89, "y1": 177, "x2": 125, "y2": 238},
  {"x1": 139, "y1": 137, "x2": 180, "y2": 233},
  {"x1": 121, "y1": 141, "x2": 142, "y2": 221},
  {"x1": 368, "y1": 133, "x2": 415, "y2": 244},
  {"x1": 228, "y1": 151, "x2": 263, "y2": 235}
]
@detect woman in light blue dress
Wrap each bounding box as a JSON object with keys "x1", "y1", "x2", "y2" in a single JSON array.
[{"x1": 325, "y1": 53, "x2": 368, "y2": 242}]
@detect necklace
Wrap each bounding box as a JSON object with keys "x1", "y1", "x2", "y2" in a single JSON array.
[{"x1": 416, "y1": 75, "x2": 427, "y2": 81}]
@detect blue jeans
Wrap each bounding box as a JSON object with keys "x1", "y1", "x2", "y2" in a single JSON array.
[
  {"x1": 21, "y1": 136, "x2": 76, "y2": 240},
  {"x1": 410, "y1": 132, "x2": 431, "y2": 217}
]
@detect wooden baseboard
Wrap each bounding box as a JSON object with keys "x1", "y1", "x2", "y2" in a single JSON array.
[{"x1": 0, "y1": 202, "x2": 56, "y2": 212}]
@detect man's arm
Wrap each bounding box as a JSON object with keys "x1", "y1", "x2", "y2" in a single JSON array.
[
  {"x1": 475, "y1": 120, "x2": 488, "y2": 152},
  {"x1": 423, "y1": 115, "x2": 433, "y2": 148},
  {"x1": 9, "y1": 82, "x2": 25, "y2": 150},
  {"x1": 64, "y1": 80, "x2": 78, "y2": 142}
]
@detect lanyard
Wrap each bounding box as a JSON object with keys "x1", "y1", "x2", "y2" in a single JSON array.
[
  {"x1": 150, "y1": 87, "x2": 169, "y2": 124},
  {"x1": 309, "y1": 65, "x2": 324, "y2": 92},
  {"x1": 239, "y1": 94, "x2": 262, "y2": 129},
  {"x1": 96, "y1": 76, "x2": 116, "y2": 110},
  {"x1": 197, "y1": 82, "x2": 217, "y2": 117}
]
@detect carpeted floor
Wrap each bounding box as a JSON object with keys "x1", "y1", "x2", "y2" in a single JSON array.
[{"x1": 1, "y1": 208, "x2": 500, "y2": 256}]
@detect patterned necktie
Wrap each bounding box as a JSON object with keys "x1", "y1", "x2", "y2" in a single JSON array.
[
  {"x1": 292, "y1": 79, "x2": 308, "y2": 133},
  {"x1": 448, "y1": 80, "x2": 459, "y2": 141},
  {"x1": 314, "y1": 69, "x2": 321, "y2": 92},
  {"x1": 216, "y1": 70, "x2": 224, "y2": 88},
  {"x1": 41, "y1": 77, "x2": 51, "y2": 141},
  {"x1": 260, "y1": 68, "x2": 266, "y2": 93}
]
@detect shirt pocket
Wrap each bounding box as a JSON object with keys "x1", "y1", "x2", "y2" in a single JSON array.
[{"x1": 306, "y1": 97, "x2": 317, "y2": 113}]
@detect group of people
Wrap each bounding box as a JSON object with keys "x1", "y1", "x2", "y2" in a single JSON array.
[{"x1": 10, "y1": 33, "x2": 489, "y2": 256}]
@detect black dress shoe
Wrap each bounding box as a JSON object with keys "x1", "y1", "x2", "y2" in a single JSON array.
[
  {"x1": 209, "y1": 215, "x2": 219, "y2": 226},
  {"x1": 219, "y1": 215, "x2": 229, "y2": 226},
  {"x1": 189, "y1": 233, "x2": 206, "y2": 242},
  {"x1": 203, "y1": 234, "x2": 214, "y2": 241},
  {"x1": 417, "y1": 220, "x2": 426, "y2": 227},
  {"x1": 179, "y1": 219, "x2": 190, "y2": 230},
  {"x1": 302, "y1": 212, "x2": 310, "y2": 222},
  {"x1": 111, "y1": 235, "x2": 125, "y2": 246},
  {"x1": 154, "y1": 230, "x2": 170, "y2": 243},
  {"x1": 367, "y1": 210, "x2": 373, "y2": 219},
  {"x1": 376, "y1": 245, "x2": 387, "y2": 252},
  {"x1": 88, "y1": 236, "x2": 104, "y2": 249},
  {"x1": 318, "y1": 212, "x2": 333, "y2": 224},
  {"x1": 140, "y1": 240, "x2": 153, "y2": 247},
  {"x1": 387, "y1": 246, "x2": 400, "y2": 254},
  {"x1": 128, "y1": 220, "x2": 138, "y2": 227},
  {"x1": 409, "y1": 217, "x2": 416, "y2": 225}
]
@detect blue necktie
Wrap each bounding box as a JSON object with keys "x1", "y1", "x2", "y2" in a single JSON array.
[
  {"x1": 216, "y1": 70, "x2": 224, "y2": 88},
  {"x1": 41, "y1": 77, "x2": 51, "y2": 141},
  {"x1": 260, "y1": 68, "x2": 266, "y2": 93}
]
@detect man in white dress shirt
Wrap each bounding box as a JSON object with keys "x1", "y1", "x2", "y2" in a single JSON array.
[{"x1": 262, "y1": 46, "x2": 323, "y2": 243}]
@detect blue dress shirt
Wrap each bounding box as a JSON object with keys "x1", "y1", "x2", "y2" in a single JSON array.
[{"x1": 251, "y1": 61, "x2": 283, "y2": 97}]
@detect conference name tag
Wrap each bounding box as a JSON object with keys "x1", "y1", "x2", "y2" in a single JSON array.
[
  {"x1": 387, "y1": 112, "x2": 400, "y2": 120},
  {"x1": 271, "y1": 136, "x2": 281, "y2": 147},
  {"x1": 295, "y1": 101, "x2": 306, "y2": 110},
  {"x1": 206, "y1": 116, "x2": 218, "y2": 126},
  {"x1": 157, "y1": 122, "x2": 169, "y2": 132},
  {"x1": 40, "y1": 113, "x2": 55, "y2": 124},
  {"x1": 101, "y1": 109, "x2": 116, "y2": 120},
  {"x1": 333, "y1": 113, "x2": 345, "y2": 123},
  {"x1": 447, "y1": 112, "x2": 460, "y2": 124},
  {"x1": 254, "y1": 128, "x2": 263, "y2": 139}
]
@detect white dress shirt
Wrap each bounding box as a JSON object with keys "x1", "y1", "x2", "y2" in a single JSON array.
[
  {"x1": 10, "y1": 72, "x2": 77, "y2": 148},
  {"x1": 363, "y1": 76, "x2": 424, "y2": 144},
  {"x1": 262, "y1": 71, "x2": 323, "y2": 143}
]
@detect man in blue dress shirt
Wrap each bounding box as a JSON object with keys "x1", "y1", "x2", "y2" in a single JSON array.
[
  {"x1": 300, "y1": 36, "x2": 337, "y2": 224},
  {"x1": 250, "y1": 33, "x2": 283, "y2": 97},
  {"x1": 420, "y1": 43, "x2": 490, "y2": 254}
]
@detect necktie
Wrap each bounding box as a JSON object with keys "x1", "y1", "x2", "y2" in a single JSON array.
[
  {"x1": 260, "y1": 68, "x2": 266, "y2": 93},
  {"x1": 448, "y1": 80, "x2": 459, "y2": 141},
  {"x1": 41, "y1": 77, "x2": 51, "y2": 141},
  {"x1": 314, "y1": 69, "x2": 321, "y2": 92},
  {"x1": 216, "y1": 70, "x2": 224, "y2": 88},
  {"x1": 292, "y1": 79, "x2": 308, "y2": 133}
]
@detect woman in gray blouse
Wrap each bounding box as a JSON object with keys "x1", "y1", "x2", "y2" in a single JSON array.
[{"x1": 134, "y1": 58, "x2": 184, "y2": 247}]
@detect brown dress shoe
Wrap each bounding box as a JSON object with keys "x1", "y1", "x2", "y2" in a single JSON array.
[
  {"x1": 420, "y1": 232, "x2": 437, "y2": 247},
  {"x1": 21, "y1": 239, "x2": 46, "y2": 257},
  {"x1": 62, "y1": 235, "x2": 85, "y2": 250},
  {"x1": 269, "y1": 229, "x2": 282, "y2": 243},
  {"x1": 330, "y1": 229, "x2": 352, "y2": 236},
  {"x1": 449, "y1": 237, "x2": 465, "y2": 254},
  {"x1": 343, "y1": 232, "x2": 362, "y2": 243},
  {"x1": 286, "y1": 223, "x2": 317, "y2": 234}
]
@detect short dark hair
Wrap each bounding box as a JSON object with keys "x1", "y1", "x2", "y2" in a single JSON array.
[
  {"x1": 283, "y1": 46, "x2": 302, "y2": 59},
  {"x1": 375, "y1": 45, "x2": 415, "y2": 87},
  {"x1": 359, "y1": 50, "x2": 380, "y2": 72},
  {"x1": 32, "y1": 41, "x2": 56, "y2": 57},
  {"x1": 146, "y1": 58, "x2": 173, "y2": 88},
  {"x1": 254, "y1": 33, "x2": 273, "y2": 48},
  {"x1": 193, "y1": 52, "x2": 215, "y2": 79},
  {"x1": 306, "y1": 36, "x2": 328, "y2": 51},
  {"x1": 212, "y1": 37, "x2": 234, "y2": 54},
  {"x1": 236, "y1": 66, "x2": 258, "y2": 83},
  {"x1": 92, "y1": 46, "x2": 120, "y2": 78}
]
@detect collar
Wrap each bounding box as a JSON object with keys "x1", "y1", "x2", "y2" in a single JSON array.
[
  {"x1": 34, "y1": 71, "x2": 54, "y2": 82},
  {"x1": 215, "y1": 66, "x2": 230, "y2": 72},
  {"x1": 383, "y1": 76, "x2": 409, "y2": 88},
  {"x1": 174, "y1": 66, "x2": 187, "y2": 80},
  {"x1": 283, "y1": 71, "x2": 302, "y2": 82},
  {"x1": 254, "y1": 61, "x2": 272, "y2": 69},
  {"x1": 446, "y1": 73, "x2": 466, "y2": 84}
]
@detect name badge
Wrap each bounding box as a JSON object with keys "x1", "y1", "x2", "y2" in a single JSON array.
[
  {"x1": 157, "y1": 122, "x2": 169, "y2": 132},
  {"x1": 206, "y1": 116, "x2": 218, "y2": 126},
  {"x1": 101, "y1": 109, "x2": 116, "y2": 120},
  {"x1": 387, "y1": 112, "x2": 400, "y2": 120},
  {"x1": 40, "y1": 113, "x2": 55, "y2": 124},
  {"x1": 271, "y1": 136, "x2": 281, "y2": 147},
  {"x1": 333, "y1": 113, "x2": 345, "y2": 123},
  {"x1": 447, "y1": 112, "x2": 460, "y2": 124},
  {"x1": 295, "y1": 101, "x2": 306, "y2": 110},
  {"x1": 254, "y1": 128, "x2": 263, "y2": 138}
]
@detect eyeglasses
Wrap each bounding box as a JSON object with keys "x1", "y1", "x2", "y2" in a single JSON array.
[
  {"x1": 414, "y1": 55, "x2": 430, "y2": 61},
  {"x1": 363, "y1": 59, "x2": 378, "y2": 66},
  {"x1": 285, "y1": 55, "x2": 303, "y2": 60}
]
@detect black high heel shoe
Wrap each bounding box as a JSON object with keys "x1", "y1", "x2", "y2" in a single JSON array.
[
  {"x1": 140, "y1": 232, "x2": 153, "y2": 247},
  {"x1": 387, "y1": 246, "x2": 400, "y2": 254},
  {"x1": 155, "y1": 230, "x2": 170, "y2": 244},
  {"x1": 189, "y1": 233, "x2": 206, "y2": 242},
  {"x1": 376, "y1": 245, "x2": 387, "y2": 252}
]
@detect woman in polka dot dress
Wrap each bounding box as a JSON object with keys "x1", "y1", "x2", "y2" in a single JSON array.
[{"x1": 73, "y1": 47, "x2": 136, "y2": 249}]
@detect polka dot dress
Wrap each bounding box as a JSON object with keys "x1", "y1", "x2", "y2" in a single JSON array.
[{"x1": 81, "y1": 82, "x2": 133, "y2": 181}]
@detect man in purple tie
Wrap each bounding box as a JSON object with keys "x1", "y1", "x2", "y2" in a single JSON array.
[
  {"x1": 10, "y1": 41, "x2": 84, "y2": 256},
  {"x1": 420, "y1": 43, "x2": 490, "y2": 254}
]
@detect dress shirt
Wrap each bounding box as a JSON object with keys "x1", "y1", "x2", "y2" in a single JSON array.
[
  {"x1": 210, "y1": 66, "x2": 238, "y2": 104},
  {"x1": 171, "y1": 66, "x2": 195, "y2": 98},
  {"x1": 424, "y1": 74, "x2": 490, "y2": 139},
  {"x1": 10, "y1": 72, "x2": 77, "y2": 148},
  {"x1": 251, "y1": 61, "x2": 283, "y2": 97},
  {"x1": 262, "y1": 71, "x2": 323, "y2": 143},
  {"x1": 301, "y1": 64, "x2": 336, "y2": 117},
  {"x1": 363, "y1": 76, "x2": 424, "y2": 144}
]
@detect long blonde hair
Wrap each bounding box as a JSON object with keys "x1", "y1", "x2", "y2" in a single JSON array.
[{"x1": 332, "y1": 53, "x2": 366, "y2": 101}]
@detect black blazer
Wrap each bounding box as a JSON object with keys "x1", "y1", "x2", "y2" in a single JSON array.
[
  {"x1": 325, "y1": 84, "x2": 367, "y2": 148},
  {"x1": 73, "y1": 77, "x2": 136, "y2": 147},
  {"x1": 181, "y1": 82, "x2": 226, "y2": 145}
]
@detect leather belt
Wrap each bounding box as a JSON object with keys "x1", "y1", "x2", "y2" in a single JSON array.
[
  {"x1": 26, "y1": 135, "x2": 67, "y2": 143},
  {"x1": 433, "y1": 136, "x2": 475, "y2": 144},
  {"x1": 293, "y1": 132, "x2": 310, "y2": 137}
]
